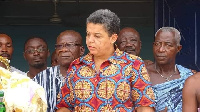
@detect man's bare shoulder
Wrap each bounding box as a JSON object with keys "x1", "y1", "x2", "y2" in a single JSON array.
[
  {"x1": 187, "y1": 72, "x2": 200, "y2": 81},
  {"x1": 185, "y1": 72, "x2": 200, "y2": 88},
  {"x1": 145, "y1": 63, "x2": 156, "y2": 78},
  {"x1": 146, "y1": 63, "x2": 155, "y2": 72},
  {"x1": 144, "y1": 60, "x2": 154, "y2": 66}
]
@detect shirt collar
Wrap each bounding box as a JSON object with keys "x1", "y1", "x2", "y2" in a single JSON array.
[{"x1": 72, "y1": 48, "x2": 127, "y2": 66}]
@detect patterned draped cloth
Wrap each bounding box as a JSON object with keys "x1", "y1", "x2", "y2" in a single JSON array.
[
  {"x1": 33, "y1": 65, "x2": 65, "y2": 112},
  {"x1": 56, "y1": 48, "x2": 155, "y2": 112},
  {"x1": 152, "y1": 64, "x2": 193, "y2": 112},
  {"x1": 0, "y1": 67, "x2": 47, "y2": 112}
]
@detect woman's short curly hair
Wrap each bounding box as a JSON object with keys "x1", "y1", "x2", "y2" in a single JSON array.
[{"x1": 86, "y1": 9, "x2": 120, "y2": 36}]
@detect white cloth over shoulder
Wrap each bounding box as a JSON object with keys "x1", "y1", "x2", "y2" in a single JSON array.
[
  {"x1": 10, "y1": 66, "x2": 26, "y2": 75},
  {"x1": 0, "y1": 67, "x2": 47, "y2": 112}
]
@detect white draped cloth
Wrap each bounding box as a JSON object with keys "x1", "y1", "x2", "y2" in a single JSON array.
[{"x1": 0, "y1": 67, "x2": 47, "y2": 112}]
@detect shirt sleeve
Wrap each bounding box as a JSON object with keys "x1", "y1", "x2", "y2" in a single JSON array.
[
  {"x1": 56, "y1": 66, "x2": 75, "y2": 111},
  {"x1": 131, "y1": 59, "x2": 155, "y2": 108}
]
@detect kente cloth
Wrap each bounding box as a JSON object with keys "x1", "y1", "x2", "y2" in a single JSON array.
[
  {"x1": 33, "y1": 65, "x2": 65, "y2": 112},
  {"x1": 0, "y1": 67, "x2": 47, "y2": 112},
  {"x1": 56, "y1": 48, "x2": 155, "y2": 112},
  {"x1": 152, "y1": 64, "x2": 193, "y2": 112}
]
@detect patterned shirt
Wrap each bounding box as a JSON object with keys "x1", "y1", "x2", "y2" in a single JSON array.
[
  {"x1": 56, "y1": 48, "x2": 155, "y2": 111},
  {"x1": 33, "y1": 65, "x2": 65, "y2": 112},
  {"x1": 152, "y1": 64, "x2": 193, "y2": 112}
]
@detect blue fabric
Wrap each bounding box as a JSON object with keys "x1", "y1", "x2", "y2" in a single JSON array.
[
  {"x1": 33, "y1": 65, "x2": 65, "y2": 112},
  {"x1": 152, "y1": 64, "x2": 193, "y2": 112}
]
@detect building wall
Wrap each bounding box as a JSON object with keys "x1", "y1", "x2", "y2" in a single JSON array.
[
  {"x1": 0, "y1": 0, "x2": 155, "y2": 72},
  {"x1": 156, "y1": 0, "x2": 200, "y2": 71}
]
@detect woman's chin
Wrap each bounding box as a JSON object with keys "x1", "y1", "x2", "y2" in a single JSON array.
[{"x1": 89, "y1": 51, "x2": 97, "y2": 55}]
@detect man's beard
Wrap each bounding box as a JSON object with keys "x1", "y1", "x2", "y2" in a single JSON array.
[{"x1": 32, "y1": 62, "x2": 45, "y2": 69}]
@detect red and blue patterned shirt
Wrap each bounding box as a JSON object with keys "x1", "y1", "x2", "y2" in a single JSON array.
[{"x1": 56, "y1": 48, "x2": 155, "y2": 111}]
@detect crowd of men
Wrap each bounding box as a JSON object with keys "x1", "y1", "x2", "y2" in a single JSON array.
[{"x1": 0, "y1": 9, "x2": 199, "y2": 112}]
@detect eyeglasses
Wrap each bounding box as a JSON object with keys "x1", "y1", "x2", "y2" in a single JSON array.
[
  {"x1": 55, "y1": 43, "x2": 81, "y2": 50},
  {"x1": 24, "y1": 47, "x2": 47, "y2": 54}
]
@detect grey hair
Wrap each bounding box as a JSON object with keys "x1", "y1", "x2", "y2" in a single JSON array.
[
  {"x1": 86, "y1": 9, "x2": 120, "y2": 36},
  {"x1": 155, "y1": 27, "x2": 181, "y2": 45}
]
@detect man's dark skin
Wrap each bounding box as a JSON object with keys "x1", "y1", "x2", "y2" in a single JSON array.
[
  {"x1": 55, "y1": 30, "x2": 85, "y2": 77},
  {"x1": 51, "y1": 50, "x2": 58, "y2": 67},
  {"x1": 0, "y1": 33, "x2": 27, "y2": 74},
  {"x1": 116, "y1": 27, "x2": 153, "y2": 65},
  {"x1": 147, "y1": 29, "x2": 182, "y2": 112},
  {"x1": 183, "y1": 72, "x2": 200, "y2": 112},
  {"x1": 23, "y1": 37, "x2": 50, "y2": 79},
  {"x1": 0, "y1": 34, "x2": 13, "y2": 61}
]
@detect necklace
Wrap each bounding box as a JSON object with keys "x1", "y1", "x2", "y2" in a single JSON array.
[{"x1": 155, "y1": 64, "x2": 177, "y2": 81}]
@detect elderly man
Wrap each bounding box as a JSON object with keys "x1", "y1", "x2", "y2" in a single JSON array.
[
  {"x1": 56, "y1": 9, "x2": 155, "y2": 112},
  {"x1": 117, "y1": 27, "x2": 153, "y2": 65},
  {"x1": 23, "y1": 37, "x2": 50, "y2": 79},
  {"x1": 33, "y1": 30, "x2": 85, "y2": 112},
  {"x1": 0, "y1": 33, "x2": 26, "y2": 75},
  {"x1": 147, "y1": 27, "x2": 193, "y2": 112}
]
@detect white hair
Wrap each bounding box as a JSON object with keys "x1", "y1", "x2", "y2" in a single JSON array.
[{"x1": 155, "y1": 27, "x2": 181, "y2": 45}]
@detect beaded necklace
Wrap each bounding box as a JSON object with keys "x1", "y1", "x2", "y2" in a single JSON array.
[{"x1": 155, "y1": 64, "x2": 176, "y2": 81}]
